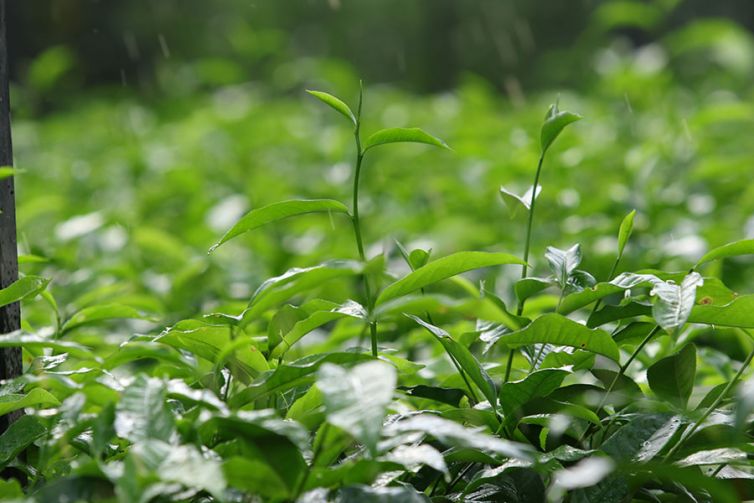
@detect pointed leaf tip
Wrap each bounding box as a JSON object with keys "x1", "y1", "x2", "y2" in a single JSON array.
[
  {"x1": 306, "y1": 89, "x2": 357, "y2": 127},
  {"x1": 540, "y1": 103, "x2": 582, "y2": 155},
  {"x1": 210, "y1": 199, "x2": 350, "y2": 252},
  {"x1": 363, "y1": 127, "x2": 451, "y2": 152}
]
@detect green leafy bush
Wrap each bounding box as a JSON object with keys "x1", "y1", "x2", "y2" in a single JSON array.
[{"x1": 2, "y1": 78, "x2": 754, "y2": 502}]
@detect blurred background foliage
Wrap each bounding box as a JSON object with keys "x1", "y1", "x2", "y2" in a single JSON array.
[{"x1": 5, "y1": 0, "x2": 754, "y2": 331}]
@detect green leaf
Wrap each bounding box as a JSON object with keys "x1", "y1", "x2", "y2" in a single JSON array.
[
  {"x1": 689, "y1": 294, "x2": 754, "y2": 327},
  {"x1": 270, "y1": 300, "x2": 366, "y2": 358},
  {"x1": 223, "y1": 456, "x2": 294, "y2": 499},
  {"x1": 617, "y1": 209, "x2": 636, "y2": 258},
  {"x1": 0, "y1": 388, "x2": 60, "y2": 416},
  {"x1": 647, "y1": 344, "x2": 696, "y2": 407},
  {"x1": 230, "y1": 351, "x2": 373, "y2": 408},
  {"x1": 545, "y1": 244, "x2": 582, "y2": 289},
  {"x1": 695, "y1": 238, "x2": 754, "y2": 269},
  {"x1": 399, "y1": 385, "x2": 466, "y2": 407},
  {"x1": 676, "y1": 448, "x2": 747, "y2": 467},
  {"x1": 650, "y1": 272, "x2": 704, "y2": 332},
  {"x1": 243, "y1": 260, "x2": 363, "y2": 323},
  {"x1": 62, "y1": 303, "x2": 150, "y2": 333},
  {"x1": 335, "y1": 485, "x2": 430, "y2": 502},
  {"x1": 515, "y1": 277, "x2": 552, "y2": 305},
  {"x1": 601, "y1": 413, "x2": 680, "y2": 462},
  {"x1": 317, "y1": 360, "x2": 397, "y2": 455},
  {"x1": 500, "y1": 368, "x2": 570, "y2": 418},
  {"x1": 384, "y1": 414, "x2": 533, "y2": 460},
  {"x1": 558, "y1": 282, "x2": 626, "y2": 315},
  {"x1": 376, "y1": 251, "x2": 524, "y2": 305},
  {"x1": 408, "y1": 315, "x2": 498, "y2": 409},
  {"x1": 0, "y1": 415, "x2": 48, "y2": 466},
  {"x1": 499, "y1": 185, "x2": 541, "y2": 218},
  {"x1": 540, "y1": 103, "x2": 582, "y2": 155},
  {"x1": 494, "y1": 313, "x2": 620, "y2": 361},
  {"x1": 114, "y1": 375, "x2": 175, "y2": 443},
  {"x1": 363, "y1": 127, "x2": 450, "y2": 152},
  {"x1": 306, "y1": 89, "x2": 357, "y2": 126},
  {"x1": 210, "y1": 199, "x2": 350, "y2": 252},
  {"x1": 0, "y1": 275, "x2": 50, "y2": 308},
  {"x1": 0, "y1": 332, "x2": 94, "y2": 359},
  {"x1": 383, "y1": 444, "x2": 449, "y2": 479}
]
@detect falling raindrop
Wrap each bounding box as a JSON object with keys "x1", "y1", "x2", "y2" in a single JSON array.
[{"x1": 158, "y1": 34, "x2": 171, "y2": 59}]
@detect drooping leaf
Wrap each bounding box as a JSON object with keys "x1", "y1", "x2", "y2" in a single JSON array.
[
  {"x1": 0, "y1": 388, "x2": 60, "y2": 416},
  {"x1": 210, "y1": 199, "x2": 350, "y2": 252},
  {"x1": 62, "y1": 303, "x2": 151, "y2": 333},
  {"x1": 270, "y1": 300, "x2": 366, "y2": 358},
  {"x1": 650, "y1": 272, "x2": 704, "y2": 332},
  {"x1": 363, "y1": 127, "x2": 450, "y2": 152},
  {"x1": 499, "y1": 185, "x2": 541, "y2": 218},
  {"x1": 540, "y1": 103, "x2": 582, "y2": 155},
  {"x1": 646, "y1": 344, "x2": 696, "y2": 407},
  {"x1": 114, "y1": 375, "x2": 175, "y2": 443},
  {"x1": 408, "y1": 315, "x2": 498, "y2": 408},
  {"x1": 306, "y1": 89, "x2": 357, "y2": 126},
  {"x1": 0, "y1": 275, "x2": 50, "y2": 308},
  {"x1": 376, "y1": 251, "x2": 524, "y2": 305},
  {"x1": 317, "y1": 361, "x2": 397, "y2": 454},
  {"x1": 694, "y1": 238, "x2": 754, "y2": 269},
  {"x1": 617, "y1": 209, "x2": 637, "y2": 258},
  {"x1": 493, "y1": 313, "x2": 620, "y2": 361},
  {"x1": 0, "y1": 415, "x2": 48, "y2": 466},
  {"x1": 243, "y1": 260, "x2": 363, "y2": 322}
]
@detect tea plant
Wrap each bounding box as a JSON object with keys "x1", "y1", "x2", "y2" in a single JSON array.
[{"x1": 2, "y1": 85, "x2": 754, "y2": 503}]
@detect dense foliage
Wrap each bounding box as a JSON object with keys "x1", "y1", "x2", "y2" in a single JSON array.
[{"x1": 3, "y1": 12, "x2": 754, "y2": 502}]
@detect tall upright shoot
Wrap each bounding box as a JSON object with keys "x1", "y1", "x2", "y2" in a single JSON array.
[{"x1": 308, "y1": 85, "x2": 449, "y2": 356}]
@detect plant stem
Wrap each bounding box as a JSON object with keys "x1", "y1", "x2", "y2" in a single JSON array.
[
  {"x1": 582, "y1": 325, "x2": 661, "y2": 446},
  {"x1": 517, "y1": 153, "x2": 545, "y2": 315},
  {"x1": 664, "y1": 335, "x2": 754, "y2": 461},
  {"x1": 294, "y1": 423, "x2": 329, "y2": 499},
  {"x1": 350, "y1": 87, "x2": 378, "y2": 357},
  {"x1": 504, "y1": 155, "x2": 545, "y2": 384}
]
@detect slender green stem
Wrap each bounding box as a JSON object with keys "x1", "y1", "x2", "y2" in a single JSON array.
[
  {"x1": 349, "y1": 87, "x2": 379, "y2": 357},
  {"x1": 581, "y1": 325, "x2": 661, "y2": 446},
  {"x1": 504, "y1": 155, "x2": 545, "y2": 384},
  {"x1": 294, "y1": 424, "x2": 329, "y2": 499},
  {"x1": 664, "y1": 335, "x2": 754, "y2": 461},
  {"x1": 517, "y1": 154, "x2": 545, "y2": 314}
]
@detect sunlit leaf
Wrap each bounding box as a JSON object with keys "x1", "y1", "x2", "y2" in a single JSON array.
[
  {"x1": 210, "y1": 199, "x2": 350, "y2": 252},
  {"x1": 695, "y1": 238, "x2": 754, "y2": 269},
  {"x1": 0, "y1": 388, "x2": 60, "y2": 416},
  {"x1": 306, "y1": 89, "x2": 357, "y2": 126},
  {"x1": 363, "y1": 127, "x2": 450, "y2": 152},
  {"x1": 114, "y1": 375, "x2": 175, "y2": 443},
  {"x1": 377, "y1": 251, "x2": 524, "y2": 305},
  {"x1": 617, "y1": 209, "x2": 636, "y2": 258},
  {"x1": 0, "y1": 275, "x2": 50, "y2": 308},
  {"x1": 650, "y1": 272, "x2": 704, "y2": 332},
  {"x1": 317, "y1": 360, "x2": 397, "y2": 455},
  {"x1": 493, "y1": 313, "x2": 620, "y2": 361},
  {"x1": 540, "y1": 103, "x2": 582, "y2": 155}
]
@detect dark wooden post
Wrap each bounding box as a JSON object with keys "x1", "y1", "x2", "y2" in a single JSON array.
[{"x1": 0, "y1": 0, "x2": 22, "y2": 433}]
